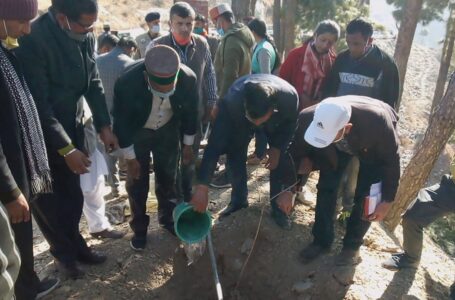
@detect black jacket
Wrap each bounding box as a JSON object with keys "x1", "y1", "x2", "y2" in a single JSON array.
[
  {"x1": 322, "y1": 45, "x2": 399, "y2": 110},
  {"x1": 112, "y1": 61, "x2": 198, "y2": 149},
  {"x1": 285, "y1": 96, "x2": 400, "y2": 202},
  {"x1": 15, "y1": 9, "x2": 111, "y2": 160},
  {"x1": 0, "y1": 46, "x2": 31, "y2": 203}
]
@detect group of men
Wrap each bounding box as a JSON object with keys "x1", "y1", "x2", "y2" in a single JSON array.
[{"x1": 1, "y1": 0, "x2": 454, "y2": 299}]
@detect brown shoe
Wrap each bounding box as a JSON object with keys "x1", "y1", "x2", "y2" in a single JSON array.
[
  {"x1": 335, "y1": 249, "x2": 361, "y2": 266},
  {"x1": 90, "y1": 229, "x2": 125, "y2": 239}
]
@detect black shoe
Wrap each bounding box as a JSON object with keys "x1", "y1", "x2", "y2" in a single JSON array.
[
  {"x1": 299, "y1": 243, "x2": 330, "y2": 264},
  {"x1": 335, "y1": 248, "x2": 361, "y2": 266},
  {"x1": 36, "y1": 277, "x2": 60, "y2": 299},
  {"x1": 209, "y1": 170, "x2": 231, "y2": 188},
  {"x1": 54, "y1": 260, "x2": 84, "y2": 280},
  {"x1": 90, "y1": 229, "x2": 125, "y2": 239},
  {"x1": 271, "y1": 208, "x2": 292, "y2": 230},
  {"x1": 77, "y1": 249, "x2": 107, "y2": 265},
  {"x1": 130, "y1": 235, "x2": 147, "y2": 251},
  {"x1": 219, "y1": 202, "x2": 248, "y2": 218},
  {"x1": 382, "y1": 252, "x2": 419, "y2": 271}
]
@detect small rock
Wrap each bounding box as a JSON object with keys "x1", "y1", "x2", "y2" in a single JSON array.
[
  {"x1": 240, "y1": 238, "x2": 254, "y2": 255},
  {"x1": 292, "y1": 281, "x2": 313, "y2": 294},
  {"x1": 60, "y1": 285, "x2": 72, "y2": 293}
]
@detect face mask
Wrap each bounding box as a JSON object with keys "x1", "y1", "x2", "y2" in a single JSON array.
[
  {"x1": 172, "y1": 31, "x2": 191, "y2": 46},
  {"x1": 150, "y1": 24, "x2": 160, "y2": 34},
  {"x1": 193, "y1": 27, "x2": 204, "y2": 35},
  {"x1": 333, "y1": 127, "x2": 346, "y2": 144},
  {"x1": 1, "y1": 20, "x2": 19, "y2": 50},
  {"x1": 64, "y1": 16, "x2": 89, "y2": 42}
]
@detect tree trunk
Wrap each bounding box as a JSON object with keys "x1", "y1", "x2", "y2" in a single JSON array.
[
  {"x1": 393, "y1": 0, "x2": 423, "y2": 111},
  {"x1": 432, "y1": 6, "x2": 455, "y2": 113},
  {"x1": 231, "y1": 0, "x2": 252, "y2": 23},
  {"x1": 384, "y1": 72, "x2": 455, "y2": 231},
  {"x1": 273, "y1": 0, "x2": 283, "y2": 54},
  {"x1": 283, "y1": 0, "x2": 297, "y2": 57},
  {"x1": 250, "y1": 0, "x2": 257, "y2": 16}
]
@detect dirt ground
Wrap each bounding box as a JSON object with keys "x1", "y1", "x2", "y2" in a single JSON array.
[{"x1": 30, "y1": 3, "x2": 455, "y2": 299}]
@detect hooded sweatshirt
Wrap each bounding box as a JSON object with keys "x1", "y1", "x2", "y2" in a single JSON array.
[{"x1": 214, "y1": 22, "x2": 255, "y2": 98}]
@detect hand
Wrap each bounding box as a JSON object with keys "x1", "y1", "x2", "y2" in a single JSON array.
[
  {"x1": 5, "y1": 194, "x2": 30, "y2": 224},
  {"x1": 203, "y1": 104, "x2": 215, "y2": 123},
  {"x1": 298, "y1": 157, "x2": 313, "y2": 175},
  {"x1": 265, "y1": 147, "x2": 280, "y2": 170},
  {"x1": 369, "y1": 202, "x2": 392, "y2": 222},
  {"x1": 210, "y1": 105, "x2": 219, "y2": 121},
  {"x1": 127, "y1": 159, "x2": 141, "y2": 180},
  {"x1": 189, "y1": 185, "x2": 209, "y2": 213},
  {"x1": 99, "y1": 126, "x2": 118, "y2": 153},
  {"x1": 276, "y1": 191, "x2": 294, "y2": 215},
  {"x1": 64, "y1": 149, "x2": 91, "y2": 174},
  {"x1": 182, "y1": 145, "x2": 194, "y2": 166}
]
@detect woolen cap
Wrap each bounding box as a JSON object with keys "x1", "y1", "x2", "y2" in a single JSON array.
[
  {"x1": 145, "y1": 45, "x2": 180, "y2": 82},
  {"x1": 304, "y1": 97, "x2": 352, "y2": 148},
  {"x1": 0, "y1": 0, "x2": 38, "y2": 20},
  {"x1": 209, "y1": 3, "x2": 232, "y2": 21}
]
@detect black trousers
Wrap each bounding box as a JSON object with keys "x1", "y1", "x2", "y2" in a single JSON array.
[
  {"x1": 32, "y1": 161, "x2": 90, "y2": 263},
  {"x1": 313, "y1": 150, "x2": 381, "y2": 250},
  {"x1": 126, "y1": 121, "x2": 180, "y2": 236},
  {"x1": 12, "y1": 220, "x2": 40, "y2": 300}
]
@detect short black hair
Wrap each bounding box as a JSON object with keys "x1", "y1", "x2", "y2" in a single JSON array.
[
  {"x1": 98, "y1": 33, "x2": 119, "y2": 49},
  {"x1": 346, "y1": 18, "x2": 373, "y2": 39},
  {"x1": 51, "y1": 0, "x2": 98, "y2": 22},
  {"x1": 195, "y1": 13, "x2": 206, "y2": 23},
  {"x1": 118, "y1": 36, "x2": 137, "y2": 49},
  {"x1": 170, "y1": 2, "x2": 196, "y2": 19},
  {"x1": 248, "y1": 18, "x2": 267, "y2": 38},
  {"x1": 219, "y1": 11, "x2": 234, "y2": 23},
  {"x1": 244, "y1": 81, "x2": 276, "y2": 119},
  {"x1": 145, "y1": 12, "x2": 160, "y2": 23}
]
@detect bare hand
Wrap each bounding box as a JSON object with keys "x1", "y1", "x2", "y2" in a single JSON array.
[
  {"x1": 276, "y1": 191, "x2": 294, "y2": 215},
  {"x1": 99, "y1": 126, "x2": 118, "y2": 153},
  {"x1": 265, "y1": 147, "x2": 280, "y2": 170},
  {"x1": 64, "y1": 149, "x2": 91, "y2": 174},
  {"x1": 298, "y1": 157, "x2": 313, "y2": 175},
  {"x1": 182, "y1": 145, "x2": 194, "y2": 166},
  {"x1": 189, "y1": 185, "x2": 209, "y2": 213},
  {"x1": 369, "y1": 201, "x2": 392, "y2": 222},
  {"x1": 210, "y1": 105, "x2": 219, "y2": 121},
  {"x1": 127, "y1": 159, "x2": 141, "y2": 180},
  {"x1": 5, "y1": 194, "x2": 30, "y2": 224}
]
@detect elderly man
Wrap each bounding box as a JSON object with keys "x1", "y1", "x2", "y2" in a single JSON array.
[
  {"x1": 113, "y1": 45, "x2": 198, "y2": 251},
  {"x1": 276, "y1": 96, "x2": 400, "y2": 265},
  {"x1": 135, "y1": 11, "x2": 161, "y2": 59},
  {"x1": 16, "y1": 0, "x2": 117, "y2": 279},
  {"x1": 150, "y1": 2, "x2": 217, "y2": 202},
  {"x1": 190, "y1": 74, "x2": 298, "y2": 228},
  {"x1": 1, "y1": 0, "x2": 59, "y2": 297}
]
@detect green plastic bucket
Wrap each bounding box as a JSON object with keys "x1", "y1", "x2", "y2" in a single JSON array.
[{"x1": 173, "y1": 202, "x2": 212, "y2": 244}]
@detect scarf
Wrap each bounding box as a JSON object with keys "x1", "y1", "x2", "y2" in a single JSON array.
[
  {"x1": 301, "y1": 42, "x2": 335, "y2": 101},
  {"x1": 0, "y1": 46, "x2": 52, "y2": 195}
]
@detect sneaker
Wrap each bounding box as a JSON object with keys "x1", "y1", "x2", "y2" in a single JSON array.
[
  {"x1": 382, "y1": 252, "x2": 419, "y2": 271},
  {"x1": 300, "y1": 243, "x2": 330, "y2": 264},
  {"x1": 130, "y1": 235, "x2": 147, "y2": 251},
  {"x1": 335, "y1": 248, "x2": 361, "y2": 266},
  {"x1": 36, "y1": 277, "x2": 60, "y2": 299},
  {"x1": 209, "y1": 170, "x2": 231, "y2": 188}
]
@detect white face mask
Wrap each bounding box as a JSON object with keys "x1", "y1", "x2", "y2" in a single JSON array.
[{"x1": 150, "y1": 24, "x2": 160, "y2": 34}]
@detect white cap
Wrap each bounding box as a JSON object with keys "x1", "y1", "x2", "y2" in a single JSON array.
[
  {"x1": 304, "y1": 98, "x2": 352, "y2": 148},
  {"x1": 209, "y1": 3, "x2": 232, "y2": 21}
]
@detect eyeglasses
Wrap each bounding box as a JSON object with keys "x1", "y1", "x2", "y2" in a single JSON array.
[{"x1": 66, "y1": 16, "x2": 96, "y2": 31}]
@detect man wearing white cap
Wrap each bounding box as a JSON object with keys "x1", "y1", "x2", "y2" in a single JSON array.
[{"x1": 276, "y1": 95, "x2": 400, "y2": 265}]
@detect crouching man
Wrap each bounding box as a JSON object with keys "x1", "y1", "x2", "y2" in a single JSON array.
[{"x1": 276, "y1": 96, "x2": 400, "y2": 265}]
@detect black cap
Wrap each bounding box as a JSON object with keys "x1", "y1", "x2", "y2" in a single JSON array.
[{"x1": 145, "y1": 11, "x2": 160, "y2": 23}]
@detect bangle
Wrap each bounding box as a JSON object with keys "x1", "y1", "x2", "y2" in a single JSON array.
[{"x1": 63, "y1": 148, "x2": 77, "y2": 157}]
